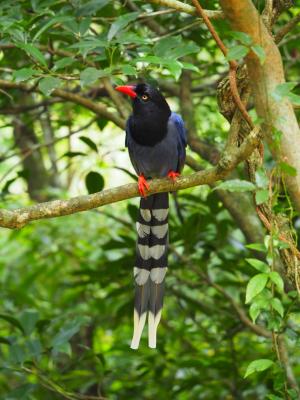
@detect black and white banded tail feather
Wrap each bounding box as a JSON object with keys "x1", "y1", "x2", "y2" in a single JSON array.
[{"x1": 130, "y1": 193, "x2": 169, "y2": 349}]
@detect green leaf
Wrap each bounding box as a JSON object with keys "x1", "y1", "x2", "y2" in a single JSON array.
[
  {"x1": 69, "y1": 38, "x2": 108, "y2": 53},
  {"x1": 272, "y1": 82, "x2": 297, "y2": 102},
  {"x1": 256, "y1": 189, "x2": 269, "y2": 205},
  {"x1": 246, "y1": 243, "x2": 266, "y2": 252},
  {"x1": 279, "y1": 161, "x2": 297, "y2": 177},
  {"x1": 9, "y1": 343, "x2": 26, "y2": 364},
  {"x1": 181, "y1": 62, "x2": 200, "y2": 73},
  {"x1": 249, "y1": 302, "x2": 261, "y2": 323},
  {"x1": 127, "y1": 204, "x2": 138, "y2": 222},
  {"x1": 269, "y1": 271, "x2": 284, "y2": 293},
  {"x1": 246, "y1": 273, "x2": 269, "y2": 303},
  {"x1": 244, "y1": 359, "x2": 274, "y2": 378},
  {"x1": 79, "y1": 17, "x2": 91, "y2": 36},
  {"x1": 39, "y1": 76, "x2": 61, "y2": 96},
  {"x1": 166, "y1": 60, "x2": 183, "y2": 81},
  {"x1": 26, "y1": 338, "x2": 42, "y2": 359},
  {"x1": 230, "y1": 31, "x2": 252, "y2": 45},
  {"x1": 0, "y1": 314, "x2": 24, "y2": 333},
  {"x1": 255, "y1": 168, "x2": 268, "y2": 188},
  {"x1": 12, "y1": 68, "x2": 37, "y2": 82},
  {"x1": 32, "y1": 16, "x2": 73, "y2": 42},
  {"x1": 19, "y1": 309, "x2": 39, "y2": 336},
  {"x1": 80, "y1": 67, "x2": 106, "y2": 87},
  {"x1": 79, "y1": 136, "x2": 98, "y2": 153},
  {"x1": 251, "y1": 45, "x2": 266, "y2": 64},
  {"x1": 271, "y1": 298, "x2": 284, "y2": 317},
  {"x1": 226, "y1": 45, "x2": 249, "y2": 61},
  {"x1": 135, "y1": 55, "x2": 162, "y2": 65},
  {"x1": 246, "y1": 258, "x2": 270, "y2": 273},
  {"x1": 53, "y1": 57, "x2": 75, "y2": 71},
  {"x1": 214, "y1": 179, "x2": 256, "y2": 192},
  {"x1": 85, "y1": 171, "x2": 105, "y2": 194},
  {"x1": 154, "y1": 36, "x2": 181, "y2": 57},
  {"x1": 120, "y1": 64, "x2": 136, "y2": 76},
  {"x1": 63, "y1": 151, "x2": 86, "y2": 158},
  {"x1": 51, "y1": 317, "x2": 87, "y2": 348},
  {"x1": 288, "y1": 290, "x2": 298, "y2": 298},
  {"x1": 107, "y1": 12, "x2": 139, "y2": 41},
  {"x1": 76, "y1": 0, "x2": 110, "y2": 16},
  {"x1": 17, "y1": 43, "x2": 47, "y2": 67},
  {"x1": 287, "y1": 92, "x2": 300, "y2": 106},
  {"x1": 167, "y1": 42, "x2": 200, "y2": 59},
  {"x1": 97, "y1": 118, "x2": 109, "y2": 130}
]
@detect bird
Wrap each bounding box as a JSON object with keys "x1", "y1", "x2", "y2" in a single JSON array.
[{"x1": 115, "y1": 83, "x2": 187, "y2": 349}]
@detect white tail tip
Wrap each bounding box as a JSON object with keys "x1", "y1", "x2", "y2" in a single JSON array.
[
  {"x1": 130, "y1": 310, "x2": 147, "y2": 350},
  {"x1": 148, "y1": 310, "x2": 162, "y2": 349}
]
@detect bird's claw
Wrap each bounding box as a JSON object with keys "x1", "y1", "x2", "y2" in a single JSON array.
[
  {"x1": 168, "y1": 170, "x2": 180, "y2": 181},
  {"x1": 138, "y1": 174, "x2": 150, "y2": 197}
]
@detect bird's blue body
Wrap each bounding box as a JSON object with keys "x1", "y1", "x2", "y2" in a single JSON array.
[
  {"x1": 126, "y1": 112, "x2": 186, "y2": 178},
  {"x1": 116, "y1": 83, "x2": 187, "y2": 349}
]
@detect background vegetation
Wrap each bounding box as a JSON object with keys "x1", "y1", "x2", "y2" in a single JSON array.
[{"x1": 0, "y1": 0, "x2": 300, "y2": 399}]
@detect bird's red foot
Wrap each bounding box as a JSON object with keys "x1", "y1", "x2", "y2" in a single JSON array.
[
  {"x1": 168, "y1": 170, "x2": 180, "y2": 181},
  {"x1": 138, "y1": 174, "x2": 150, "y2": 197}
]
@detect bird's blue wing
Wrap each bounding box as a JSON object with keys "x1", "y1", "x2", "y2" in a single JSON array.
[{"x1": 170, "y1": 112, "x2": 187, "y2": 173}]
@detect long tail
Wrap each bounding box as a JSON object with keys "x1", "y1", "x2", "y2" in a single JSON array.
[{"x1": 130, "y1": 193, "x2": 169, "y2": 349}]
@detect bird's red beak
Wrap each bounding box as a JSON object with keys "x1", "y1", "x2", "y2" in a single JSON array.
[{"x1": 115, "y1": 85, "x2": 137, "y2": 98}]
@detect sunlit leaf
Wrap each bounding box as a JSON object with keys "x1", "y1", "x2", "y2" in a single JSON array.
[
  {"x1": 246, "y1": 273, "x2": 269, "y2": 303},
  {"x1": 39, "y1": 76, "x2": 61, "y2": 96},
  {"x1": 80, "y1": 67, "x2": 107, "y2": 87},
  {"x1": 279, "y1": 161, "x2": 297, "y2": 177},
  {"x1": 256, "y1": 189, "x2": 269, "y2": 205},
  {"x1": 251, "y1": 45, "x2": 266, "y2": 64},
  {"x1": 269, "y1": 271, "x2": 284, "y2": 293},
  {"x1": 17, "y1": 43, "x2": 47, "y2": 67},
  {"x1": 12, "y1": 68, "x2": 38, "y2": 82},
  {"x1": 271, "y1": 298, "x2": 284, "y2": 317},
  {"x1": 230, "y1": 31, "x2": 252, "y2": 45},
  {"x1": 108, "y1": 12, "x2": 139, "y2": 41},
  {"x1": 226, "y1": 45, "x2": 249, "y2": 60},
  {"x1": 246, "y1": 258, "x2": 270, "y2": 273},
  {"x1": 244, "y1": 359, "x2": 274, "y2": 378},
  {"x1": 214, "y1": 179, "x2": 256, "y2": 192}
]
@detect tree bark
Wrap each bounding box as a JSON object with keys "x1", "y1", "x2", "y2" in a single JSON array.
[
  {"x1": 219, "y1": 0, "x2": 300, "y2": 213},
  {"x1": 13, "y1": 118, "x2": 50, "y2": 202}
]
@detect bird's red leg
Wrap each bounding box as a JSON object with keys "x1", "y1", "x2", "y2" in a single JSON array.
[
  {"x1": 168, "y1": 170, "x2": 180, "y2": 181},
  {"x1": 138, "y1": 174, "x2": 150, "y2": 197}
]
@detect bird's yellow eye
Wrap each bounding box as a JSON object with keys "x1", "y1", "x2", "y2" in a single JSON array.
[{"x1": 141, "y1": 94, "x2": 149, "y2": 101}]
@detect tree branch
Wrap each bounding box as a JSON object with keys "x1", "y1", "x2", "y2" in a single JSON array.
[
  {"x1": 0, "y1": 127, "x2": 261, "y2": 229},
  {"x1": 275, "y1": 12, "x2": 300, "y2": 43},
  {"x1": 0, "y1": 79, "x2": 125, "y2": 129},
  {"x1": 147, "y1": 0, "x2": 224, "y2": 18}
]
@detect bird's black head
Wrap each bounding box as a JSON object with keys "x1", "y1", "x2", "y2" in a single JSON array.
[
  {"x1": 131, "y1": 83, "x2": 171, "y2": 118},
  {"x1": 115, "y1": 83, "x2": 171, "y2": 146}
]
